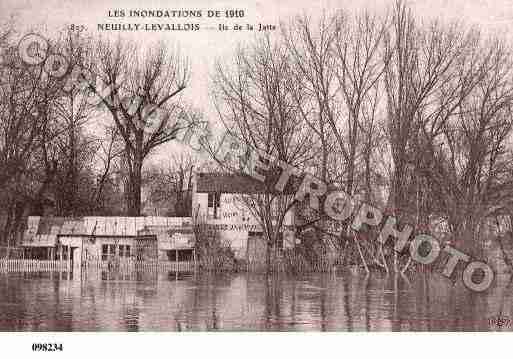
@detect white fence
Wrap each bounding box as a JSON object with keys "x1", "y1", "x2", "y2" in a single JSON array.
[
  {"x1": 0, "y1": 258, "x2": 196, "y2": 273},
  {"x1": 0, "y1": 259, "x2": 68, "y2": 272},
  {"x1": 84, "y1": 258, "x2": 196, "y2": 272}
]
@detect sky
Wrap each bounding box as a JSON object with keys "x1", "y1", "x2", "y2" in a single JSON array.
[{"x1": 1, "y1": 0, "x2": 513, "y2": 164}]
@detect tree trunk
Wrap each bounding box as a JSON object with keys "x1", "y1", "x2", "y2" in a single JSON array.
[
  {"x1": 127, "y1": 156, "x2": 143, "y2": 216},
  {"x1": 266, "y1": 238, "x2": 271, "y2": 273}
]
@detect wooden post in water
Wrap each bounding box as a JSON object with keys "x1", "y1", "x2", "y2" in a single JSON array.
[
  {"x1": 68, "y1": 244, "x2": 71, "y2": 277},
  {"x1": 156, "y1": 237, "x2": 159, "y2": 272},
  {"x1": 81, "y1": 237, "x2": 84, "y2": 271},
  {"x1": 59, "y1": 245, "x2": 63, "y2": 280}
]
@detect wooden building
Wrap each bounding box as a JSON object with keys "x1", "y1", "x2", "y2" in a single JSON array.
[{"x1": 21, "y1": 216, "x2": 195, "y2": 271}]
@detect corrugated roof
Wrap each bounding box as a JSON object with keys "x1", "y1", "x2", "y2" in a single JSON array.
[
  {"x1": 81, "y1": 216, "x2": 191, "y2": 236},
  {"x1": 24, "y1": 216, "x2": 192, "y2": 240}
]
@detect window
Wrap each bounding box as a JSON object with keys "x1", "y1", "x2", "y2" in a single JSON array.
[
  {"x1": 109, "y1": 244, "x2": 116, "y2": 257},
  {"x1": 102, "y1": 244, "x2": 109, "y2": 261},
  {"x1": 102, "y1": 244, "x2": 120, "y2": 260},
  {"x1": 207, "y1": 192, "x2": 221, "y2": 219},
  {"x1": 119, "y1": 245, "x2": 131, "y2": 258},
  {"x1": 208, "y1": 192, "x2": 221, "y2": 208},
  {"x1": 167, "y1": 249, "x2": 193, "y2": 262}
]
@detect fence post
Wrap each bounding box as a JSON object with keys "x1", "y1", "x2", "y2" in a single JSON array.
[{"x1": 68, "y1": 244, "x2": 71, "y2": 276}]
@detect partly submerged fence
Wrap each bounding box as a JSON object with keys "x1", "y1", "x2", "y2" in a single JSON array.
[
  {"x1": 0, "y1": 259, "x2": 68, "y2": 272},
  {"x1": 0, "y1": 245, "x2": 198, "y2": 274},
  {"x1": 83, "y1": 258, "x2": 196, "y2": 272},
  {"x1": 0, "y1": 245, "x2": 346, "y2": 274},
  {"x1": 0, "y1": 258, "x2": 197, "y2": 273},
  {"x1": 0, "y1": 246, "x2": 70, "y2": 272}
]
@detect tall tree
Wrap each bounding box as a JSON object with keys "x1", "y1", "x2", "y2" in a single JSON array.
[
  {"x1": 212, "y1": 36, "x2": 314, "y2": 270},
  {"x1": 90, "y1": 38, "x2": 192, "y2": 215},
  {"x1": 50, "y1": 29, "x2": 97, "y2": 216},
  {"x1": 0, "y1": 29, "x2": 62, "y2": 244}
]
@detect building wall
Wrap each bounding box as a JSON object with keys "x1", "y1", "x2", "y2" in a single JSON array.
[
  {"x1": 194, "y1": 192, "x2": 294, "y2": 226},
  {"x1": 21, "y1": 216, "x2": 197, "y2": 268},
  {"x1": 80, "y1": 237, "x2": 137, "y2": 261},
  {"x1": 193, "y1": 192, "x2": 295, "y2": 259},
  {"x1": 64, "y1": 235, "x2": 195, "y2": 265}
]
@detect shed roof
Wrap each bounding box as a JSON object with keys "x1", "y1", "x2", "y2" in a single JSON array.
[
  {"x1": 196, "y1": 172, "x2": 299, "y2": 194},
  {"x1": 23, "y1": 216, "x2": 192, "y2": 240}
]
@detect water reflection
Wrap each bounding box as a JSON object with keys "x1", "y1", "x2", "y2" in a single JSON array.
[{"x1": 0, "y1": 270, "x2": 511, "y2": 331}]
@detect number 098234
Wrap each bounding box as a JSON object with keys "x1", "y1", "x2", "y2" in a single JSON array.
[{"x1": 32, "y1": 343, "x2": 63, "y2": 352}]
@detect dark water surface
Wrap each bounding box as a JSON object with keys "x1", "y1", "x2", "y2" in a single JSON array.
[{"x1": 0, "y1": 270, "x2": 512, "y2": 331}]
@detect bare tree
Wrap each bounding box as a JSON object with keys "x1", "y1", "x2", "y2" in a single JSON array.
[
  {"x1": 381, "y1": 1, "x2": 482, "y2": 269},
  {"x1": 282, "y1": 12, "x2": 388, "y2": 270},
  {"x1": 417, "y1": 35, "x2": 513, "y2": 254},
  {"x1": 90, "y1": 38, "x2": 193, "y2": 215},
  {"x1": 49, "y1": 29, "x2": 98, "y2": 216},
  {"x1": 90, "y1": 125, "x2": 123, "y2": 210},
  {"x1": 145, "y1": 154, "x2": 196, "y2": 216},
  {"x1": 0, "y1": 30, "x2": 63, "y2": 245},
  {"x1": 212, "y1": 35, "x2": 313, "y2": 270}
]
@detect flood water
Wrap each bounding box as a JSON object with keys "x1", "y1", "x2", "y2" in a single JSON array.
[{"x1": 0, "y1": 270, "x2": 512, "y2": 331}]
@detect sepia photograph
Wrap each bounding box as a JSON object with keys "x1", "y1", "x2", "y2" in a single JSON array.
[{"x1": 0, "y1": 0, "x2": 512, "y2": 356}]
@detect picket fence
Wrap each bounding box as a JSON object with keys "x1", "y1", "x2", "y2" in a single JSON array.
[
  {"x1": 84, "y1": 258, "x2": 196, "y2": 272},
  {"x1": 0, "y1": 258, "x2": 197, "y2": 273},
  {"x1": 0, "y1": 259, "x2": 69, "y2": 272}
]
